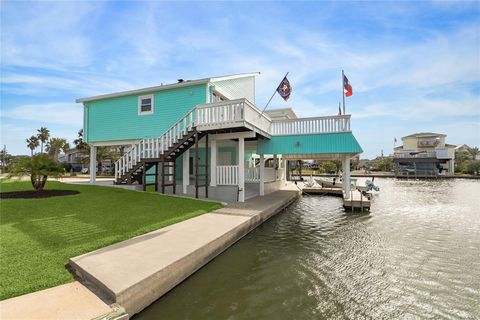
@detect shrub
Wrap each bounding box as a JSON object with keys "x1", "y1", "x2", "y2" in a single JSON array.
[
  {"x1": 8, "y1": 154, "x2": 65, "y2": 191},
  {"x1": 465, "y1": 160, "x2": 480, "y2": 175}
]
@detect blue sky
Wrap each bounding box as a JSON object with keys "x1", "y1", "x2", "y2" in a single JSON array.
[{"x1": 1, "y1": 1, "x2": 479, "y2": 158}]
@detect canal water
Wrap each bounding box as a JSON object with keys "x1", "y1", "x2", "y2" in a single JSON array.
[{"x1": 135, "y1": 178, "x2": 480, "y2": 319}]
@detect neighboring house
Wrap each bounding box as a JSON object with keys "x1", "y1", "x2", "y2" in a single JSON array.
[
  {"x1": 58, "y1": 148, "x2": 88, "y2": 172},
  {"x1": 455, "y1": 144, "x2": 480, "y2": 160},
  {"x1": 76, "y1": 72, "x2": 363, "y2": 202},
  {"x1": 393, "y1": 132, "x2": 456, "y2": 177}
]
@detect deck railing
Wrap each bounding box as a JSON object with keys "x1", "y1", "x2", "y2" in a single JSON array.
[
  {"x1": 245, "y1": 167, "x2": 260, "y2": 182},
  {"x1": 196, "y1": 98, "x2": 272, "y2": 135},
  {"x1": 271, "y1": 115, "x2": 351, "y2": 135},
  {"x1": 216, "y1": 165, "x2": 239, "y2": 185},
  {"x1": 394, "y1": 151, "x2": 437, "y2": 159},
  {"x1": 245, "y1": 167, "x2": 276, "y2": 183}
]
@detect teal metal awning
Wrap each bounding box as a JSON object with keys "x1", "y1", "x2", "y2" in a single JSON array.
[{"x1": 257, "y1": 132, "x2": 363, "y2": 156}]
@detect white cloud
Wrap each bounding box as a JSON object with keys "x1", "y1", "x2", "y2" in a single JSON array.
[
  {"x1": 0, "y1": 2, "x2": 105, "y2": 70},
  {"x1": 1, "y1": 103, "x2": 83, "y2": 126},
  {"x1": 0, "y1": 1, "x2": 478, "y2": 157}
]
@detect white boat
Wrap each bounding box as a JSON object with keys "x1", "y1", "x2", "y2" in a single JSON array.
[
  {"x1": 315, "y1": 177, "x2": 345, "y2": 188},
  {"x1": 315, "y1": 176, "x2": 358, "y2": 189}
]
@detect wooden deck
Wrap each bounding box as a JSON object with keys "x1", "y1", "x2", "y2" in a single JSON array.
[
  {"x1": 302, "y1": 187, "x2": 371, "y2": 212},
  {"x1": 303, "y1": 187, "x2": 343, "y2": 196},
  {"x1": 342, "y1": 189, "x2": 371, "y2": 211}
]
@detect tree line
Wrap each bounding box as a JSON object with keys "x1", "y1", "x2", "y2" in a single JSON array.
[{"x1": 26, "y1": 127, "x2": 69, "y2": 161}]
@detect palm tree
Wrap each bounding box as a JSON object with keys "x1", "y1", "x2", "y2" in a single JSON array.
[
  {"x1": 0, "y1": 147, "x2": 11, "y2": 170},
  {"x1": 73, "y1": 129, "x2": 90, "y2": 168},
  {"x1": 96, "y1": 146, "x2": 119, "y2": 175},
  {"x1": 37, "y1": 127, "x2": 50, "y2": 153},
  {"x1": 73, "y1": 129, "x2": 89, "y2": 152},
  {"x1": 26, "y1": 136, "x2": 40, "y2": 156},
  {"x1": 467, "y1": 147, "x2": 480, "y2": 160},
  {"x1": 46, "y1": 138, "x2": 70, "y2": 161}
]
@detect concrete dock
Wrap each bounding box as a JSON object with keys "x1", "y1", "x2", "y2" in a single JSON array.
[
  {"x1": 68, "y1": 189, "x2": 300, "y2": 318},
  {"x1": 0, "y1": 281, "x2": 124, "y2": 320}
]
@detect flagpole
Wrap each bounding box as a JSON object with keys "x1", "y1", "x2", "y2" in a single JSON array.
[
  {"x1": 260, "y1": 72, "x2": 289, "y2": 117},
  {"x1": 342, "y1": 69, "x2": 346, "y2": 115}
]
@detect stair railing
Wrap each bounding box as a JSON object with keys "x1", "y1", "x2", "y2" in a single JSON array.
[{"x1": 115, "y1": 109, "x2": 196, "y2": 180}]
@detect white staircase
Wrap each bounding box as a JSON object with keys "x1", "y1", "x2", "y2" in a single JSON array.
[{"x1": 115, "y1": 109, "x2": 196, "y2": 183}]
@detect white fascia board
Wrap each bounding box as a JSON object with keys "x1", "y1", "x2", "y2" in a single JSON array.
[
  {"x1": 76, "y1": 79, "x2": 209, "y2": 103},
  {"x1": 89, "y1": 139, "x2": 141, "y2": 146},
  {"x1": 210, "y1": 72, "x2": 260, "y2": 83},
  {"x1": 211, "y1": 131, "x2": 256, "y2": 141}
]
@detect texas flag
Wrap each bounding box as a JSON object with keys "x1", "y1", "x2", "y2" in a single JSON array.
[{"x1": 343, "y1": 74, "x2": 352, "y2": 97}]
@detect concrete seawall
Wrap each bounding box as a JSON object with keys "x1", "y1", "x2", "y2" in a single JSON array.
[{"x1": 69, "y1": 190, "x2": 300, "y2": 318}]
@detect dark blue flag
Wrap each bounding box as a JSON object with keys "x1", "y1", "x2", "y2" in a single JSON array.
[{"x1": 277, "y1": 76, "x2": 292, "y2": 101}]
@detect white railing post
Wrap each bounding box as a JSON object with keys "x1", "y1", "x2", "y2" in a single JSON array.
[
  {"x1": 238, "y1": 137, "x2": 245, "y2": 202},
  {"x1": 90, "y1": 145, "x2": 96, "y2": 183}
]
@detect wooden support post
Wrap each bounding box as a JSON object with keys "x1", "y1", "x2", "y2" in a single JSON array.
[
  {"x1": 161, "y1": 160, "x2": 165, "y2": 194},
  {"x1": 183, "y1": 149, "x2": 189, "y2": 194},
  {"x1": 155, "y1": 163, "x2": 159, "y2": 192},
  {"x1": 173, "y1": 160, "x2": 176, "y2": 194},
  {"x1": 273, "y1": 154, "x2": 278, "y2": 180},
  {"x1": 195, "y1": 130, "x2": 199, "y2": 199},
  {"x1": 298, "y1": 160, "x2": 302, "y2": 180},
  {"x1": 142, "y1": 162, "x2": 146, "y2": 191},
  {"x1": 205, "y1": 133, "x2": 209, "y2": 198},
  {"x1": 286, "y1": 160, "x2": 290, "y2": 181}
]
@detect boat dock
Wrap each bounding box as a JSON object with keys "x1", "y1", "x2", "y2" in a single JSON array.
[{"x1": 302, "y1": 187, "x2": 371, "y2": 212}]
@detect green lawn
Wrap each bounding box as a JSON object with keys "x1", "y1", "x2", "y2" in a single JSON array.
[{"x1": 0, "y1": 180, "x2": 222, "y2": 300}]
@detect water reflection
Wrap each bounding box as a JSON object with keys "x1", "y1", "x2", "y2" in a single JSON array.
[{"x1": 135, "y1": 178, "x2": 480, "y2": 319}]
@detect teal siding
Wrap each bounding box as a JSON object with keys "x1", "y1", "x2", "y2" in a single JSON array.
[
  {"x1": 85, "y1": 84, "x2": 207, "y2": 143},
  {"x1": 257, "y1": 132, "x2": 363, "y2": 155},
  {"x1": 218, "y1": 147, "x2": 237, "y2": 165}
]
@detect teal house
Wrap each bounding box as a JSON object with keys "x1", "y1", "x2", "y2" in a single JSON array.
[{"x1": 76, "y1": 72, "x2": 362, "y2": 202}]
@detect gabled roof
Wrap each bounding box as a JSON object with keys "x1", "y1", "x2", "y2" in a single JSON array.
[
  {"x1": 455, "y1": 143, "x2": 469, "y2": 150},
  {"x1": 76, "y1": 72, "x2": 260, "y2": 103},
  {"x1": 402, "y1": 132, "x2": 446, "y2": 139}
]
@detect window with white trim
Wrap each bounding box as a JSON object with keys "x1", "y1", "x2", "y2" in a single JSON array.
[{"x1": 138, "y1": 95, "x2": 154, "y2": 115}]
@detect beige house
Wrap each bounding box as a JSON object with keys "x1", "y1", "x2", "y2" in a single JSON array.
[{"x1": 393, "y1": 132, "x2": 456, "y2": 176}]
